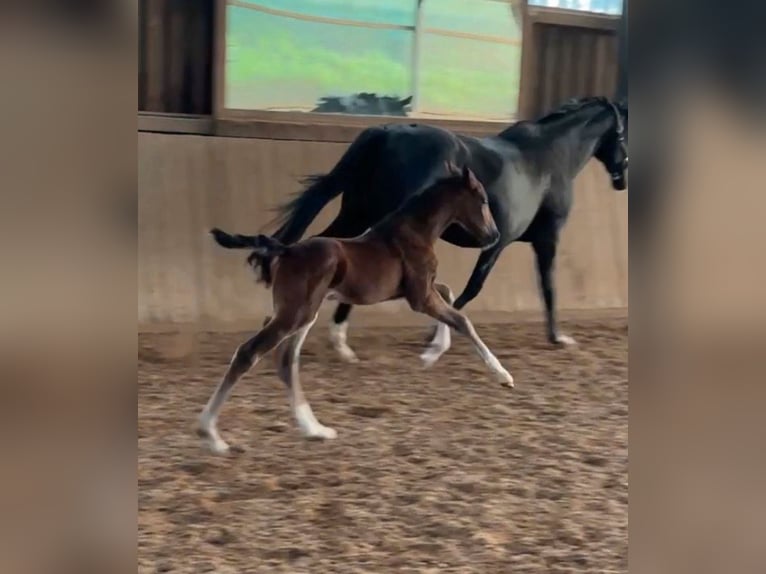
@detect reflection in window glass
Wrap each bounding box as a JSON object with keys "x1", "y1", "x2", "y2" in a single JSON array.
[
  {"x1": 224, "y1": 0, "x2": 525, "y2": 120},
  {"x1": 528, "y1": 0, "x2": 623, "y2": 15},
  {"x1": 419, "y1": 0, "x2": 522, "y2": 120},
  {"x1": 226, "y1": 1, "x2": 414, "y2": 114}
]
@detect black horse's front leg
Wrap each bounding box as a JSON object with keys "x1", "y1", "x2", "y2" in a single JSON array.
[
  {"x1": 532, "y1": 239, "x2": 576, "y2": 346},
  {"x1": 454, "y1": 246, "x2": 504, "y2": 310}
]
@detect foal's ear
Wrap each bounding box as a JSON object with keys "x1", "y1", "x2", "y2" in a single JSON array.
[{"x1": 461, "y1": 165, "x2": 477, "y2": 186}]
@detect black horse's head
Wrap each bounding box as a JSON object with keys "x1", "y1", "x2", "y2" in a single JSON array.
[{"x1": 594, "y1": 99, "x2": 629, "y2": 191}]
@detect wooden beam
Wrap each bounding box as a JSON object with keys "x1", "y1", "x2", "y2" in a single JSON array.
[
  {"x1": 411, "y1": 0, "x2": 424, "y2": 112},
  {"x1": 526, "y1": 6, "x2": 619, "y2": 31},
  {"x1": 616, "y1": 0, "x2": 628, "y2": 101},
  {"x1": 138, "y1": 112, "x2": 215, "y2": 135}
]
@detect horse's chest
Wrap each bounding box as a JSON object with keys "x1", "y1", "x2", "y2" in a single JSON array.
[{"x1": 493, "y1": 183, "x2": 541, "y2": 239}]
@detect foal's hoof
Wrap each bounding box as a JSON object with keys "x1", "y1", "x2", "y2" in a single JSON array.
[
  {"x1": 209, "y1": 439, "x2": 231, "y2": 454},
  {"x1": 335, "y1": 346, "x2": 359, "y2": 363},
  {"x1": 420, "y1": 346, "x2": 444, "y2": 368},
  {"x1": 306, "y1": 426, "x2": 338, "y2": 440},
  {"x1": 496, "y1": 369, "x2": 515, "y2": 388},
  {"x1": 197, "y1": 424, "x2": 231, "y2": 454},
  {"x1": 552, "y1": 334, "x2": 577, "y2": 347}
]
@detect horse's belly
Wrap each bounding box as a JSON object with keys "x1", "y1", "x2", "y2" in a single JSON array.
[{"x1": 327, "y1": 283, "x2": 402, "y2": 306}]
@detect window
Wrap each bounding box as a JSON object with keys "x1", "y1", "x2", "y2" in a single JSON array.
[
  {"x1": 224, "y1": 0, "x2": 524, "y2": 121},
  {"x1": 527, "y1": 0, "x2": 623, "y2": 15}
]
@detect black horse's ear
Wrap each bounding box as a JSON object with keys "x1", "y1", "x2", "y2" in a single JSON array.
[{"x1": 617, "y1": 97, "x2": 628, "y2": 115}]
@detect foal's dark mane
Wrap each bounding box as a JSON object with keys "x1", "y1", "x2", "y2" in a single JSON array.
[{"x1": 369, "y1": 173, "x2": 464, "y2": 235}]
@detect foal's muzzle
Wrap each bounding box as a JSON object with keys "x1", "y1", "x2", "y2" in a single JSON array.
[{"x1": 482, "y1": 227, "x2": 501, "y2": 250}]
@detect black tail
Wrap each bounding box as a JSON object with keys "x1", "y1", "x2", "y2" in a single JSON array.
[
  {"x1": 267, "y1": 126, "x2": 388, "y2": 244},
  {"x1": 210, "y1": 228, "x2": 286, "y2": 257}
]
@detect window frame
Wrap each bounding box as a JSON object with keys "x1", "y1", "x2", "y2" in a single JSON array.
[
  {"x1": 211, "y1": 0, "x2": 529, "y2": 139},
  {"x1": 137, "y1": 0, "x2": 622, "y2": 141}
]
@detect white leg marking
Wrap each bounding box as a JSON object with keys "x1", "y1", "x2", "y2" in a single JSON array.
[
  {"x1": 420, "y1": 322, "x2": 451, "y2": 368},
  {"x1": 554, "y1": 333, "x2": 577, "y2": 346},
  {"x1": 290, "y1": 316, "x2": 337, "y2": 440},
  {"x1": 198, "y1": 411, "x2": 231, "y2": 454},
  {"x1": 475, "y1": 341, "x2": 514, "y2": 387},
  {"x1": 422, "y1": 284, "x2": 455, "y2": 367},
  {"x1": 459, "y1": 322, "x2": 514, "y2": 388},
  {"x1": 329, "y1": 320, "x2": 358, "y2": 363},
  {"x1": 292, "y1": 317, "x2": 315, "y2": 363},
  {"x1": 294, "y1": 403, "x2": 337, "y2": 440},
  {"x1": 197, "y1": 349, "x2": 242, "y2": 454}
]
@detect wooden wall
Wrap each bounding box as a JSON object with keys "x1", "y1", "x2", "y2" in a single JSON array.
[
  {"x1": 138, "y1": 0, "x2": 214, "y2": 114},
  {"x1": 136, "y1": 2, "x2": 623, "y2": 123},
  {"x1": 136, "y1": 3, "x2": 628, "y2": 331},
  {"x1": 138, "y1": 132, "x2": 628, "y2": 330},
  {"x1": 518, "y1": 7, "x2": 620, "y2": 119}
]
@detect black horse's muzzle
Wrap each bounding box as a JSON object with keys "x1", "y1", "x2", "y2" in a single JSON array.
[{"x1": 611, "y1": 170, "x2": 627, "y2": 191}]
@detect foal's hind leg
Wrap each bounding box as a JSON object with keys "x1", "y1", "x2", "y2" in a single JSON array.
[
  {"x1": 413, "y1": 288, "x2": 514, "y2": 387},
  {"x1": 197, "y1": 317, "x2": 296, "y2": 453},
  {"x1": 274, "y1": 314, "x2": 337, "y2": 439},
  {"x1": 420, "y1": 282, "x2": 454, "y2": 367}
]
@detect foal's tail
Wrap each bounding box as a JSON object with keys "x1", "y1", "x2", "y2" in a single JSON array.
[
  {"x1": 248, "y1": 126, "x2": 387, "y2": 286},
  {"x1": 210, "y1": 228, "x2": 286, "y2": 257}
]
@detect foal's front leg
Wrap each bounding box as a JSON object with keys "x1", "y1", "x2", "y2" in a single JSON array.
[
  {"x1": 414, "y1": 288, "x2": 514, "y2": 387},
  {"x1": 420, "y1": 282, "x2": 454, "y2": 367},
  {"x1": 274, "y1": 315, "x2": 337, "y2": 439}
]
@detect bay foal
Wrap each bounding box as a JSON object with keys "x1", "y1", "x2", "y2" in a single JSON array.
[{"x1": 198, "y1": 164, "x2": 513, "y2": 454}]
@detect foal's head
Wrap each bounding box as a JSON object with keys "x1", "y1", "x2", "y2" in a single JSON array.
[{"x1": 441, "y1": 162, "x2": 499, "y2": 248}]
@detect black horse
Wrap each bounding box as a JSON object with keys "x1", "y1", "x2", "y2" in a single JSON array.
[{"x1": 257, "y1": 96, "x2": 628, "y2": 362}]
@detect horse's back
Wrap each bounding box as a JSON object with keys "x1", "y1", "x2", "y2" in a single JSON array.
[{"x1": 336, "y1": 123, "x2": 507, "y2": 243}]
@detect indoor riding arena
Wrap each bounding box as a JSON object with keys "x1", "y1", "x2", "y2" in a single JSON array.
[{"x1": 139, "y1": 1, "x2": 628, "y2": 572}]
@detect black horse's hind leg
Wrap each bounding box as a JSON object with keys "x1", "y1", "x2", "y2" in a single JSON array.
[
  {"x1": 532, "y1": 238, "x2": 575, "y2": 346},
  {"x1": 316, "y1": 217, "x2": 367, "y2": 362},
  {"x1": 426, "y1": 245, "x2": 504, "y2": 344}
]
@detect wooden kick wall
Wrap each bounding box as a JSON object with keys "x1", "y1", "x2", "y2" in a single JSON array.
[{"x1": 138, "y1": 132, "x2": 628, "y2": 330}]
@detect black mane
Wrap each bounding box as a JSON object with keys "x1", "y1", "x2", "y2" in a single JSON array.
[{"x1": 497, "y1": 96, "x2": 613, "y2": 148}]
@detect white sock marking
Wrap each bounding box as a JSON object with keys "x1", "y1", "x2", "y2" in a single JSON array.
[
  {"x1": 555, "y1": 333, "x2": 577, "y2": 346},
  {"x1": 329, "y1": 320, "x2": 358, "y2": 363},
  {"x1": 295, "y1": 403, "x2": 337, "y2": 439},
  {"x1": 420, "y1": 321, "x2": 452, "y2": 367},
  {"x1": 198, "y1": 412, "x2": 230, "y2": 454}
]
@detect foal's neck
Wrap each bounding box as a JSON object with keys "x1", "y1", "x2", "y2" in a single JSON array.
[{"x1": 387, "y1": 186, "x2": 455, "y2": 245}]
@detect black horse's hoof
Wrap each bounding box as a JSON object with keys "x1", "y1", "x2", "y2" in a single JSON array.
[{"x1": 550, "y1": 334, "x2": 577, "y2": 346}]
